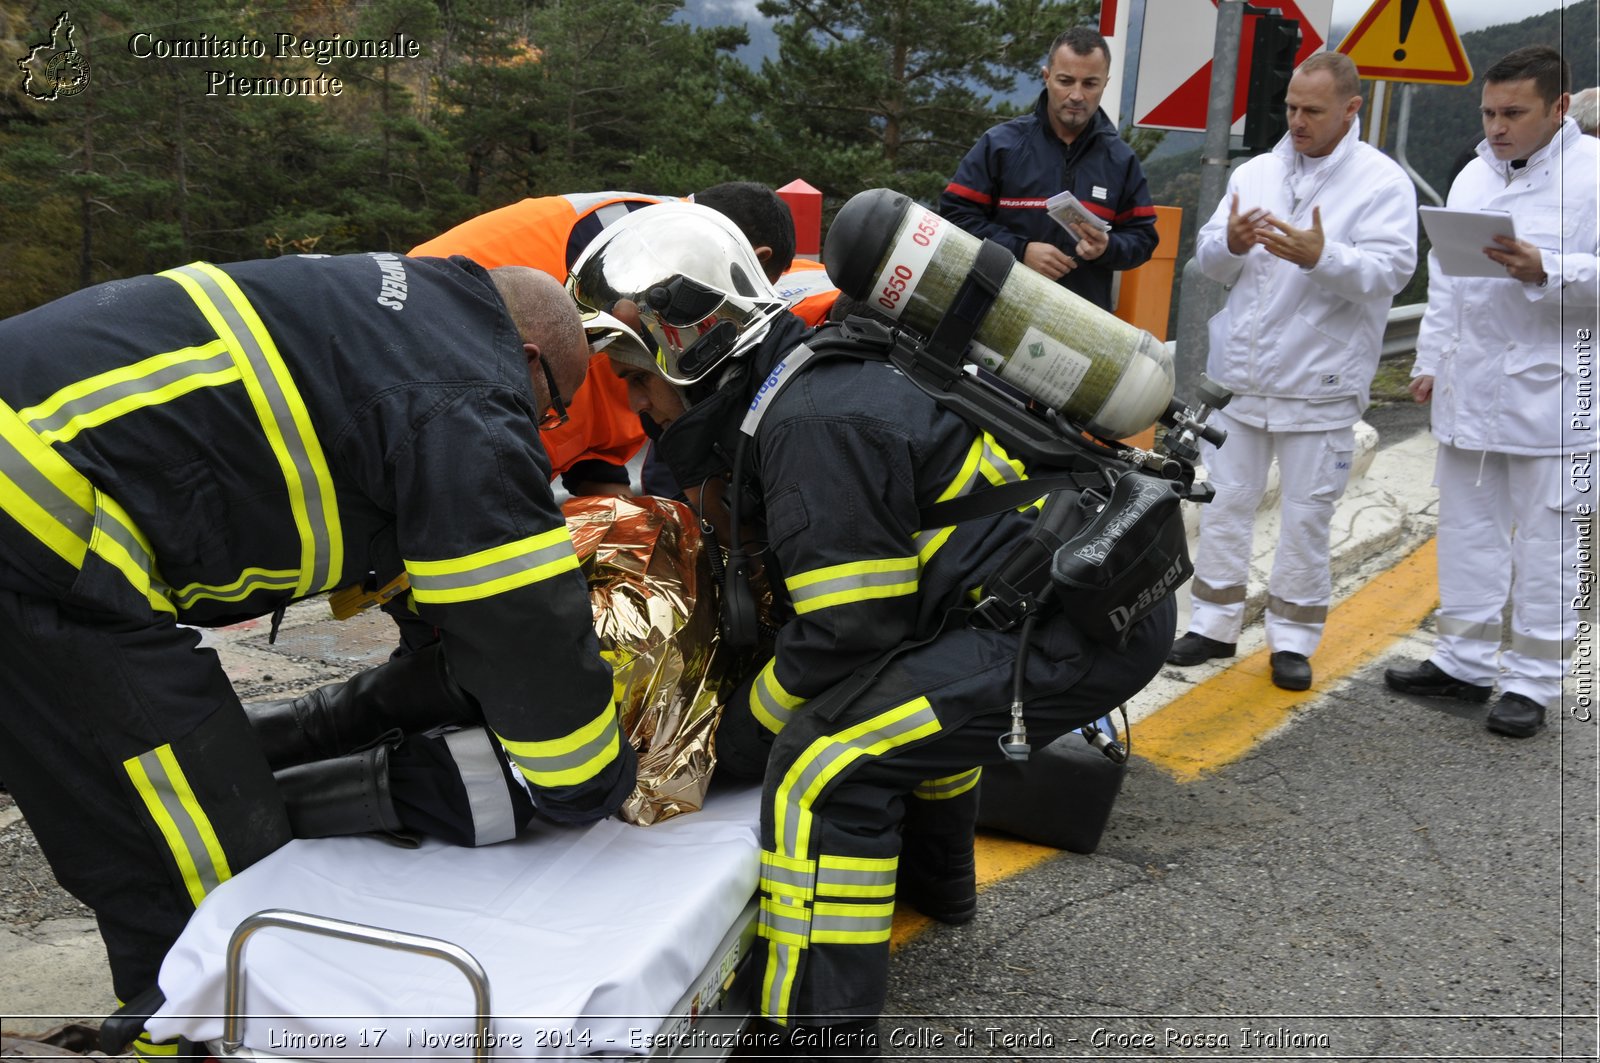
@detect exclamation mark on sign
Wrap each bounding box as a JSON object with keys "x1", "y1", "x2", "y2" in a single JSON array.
[{"x1": 1394, "y1": 0, "x2": 1419, "y2": 61}]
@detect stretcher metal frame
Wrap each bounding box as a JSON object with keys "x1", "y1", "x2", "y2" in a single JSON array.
[{"x1": 210, "y1": 900, "x2": 760, "y2": 1061}]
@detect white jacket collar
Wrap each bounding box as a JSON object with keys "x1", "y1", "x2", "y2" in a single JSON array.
[
  {"x1": 1473, "y1": 116, "x2": 1582, "y2": 176},
  {"x1": 1270, "y1": 115, "x2": 1363, "y2": 170}
]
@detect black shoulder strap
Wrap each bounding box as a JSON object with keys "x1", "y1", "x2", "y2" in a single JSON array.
[
  {"x1": 918, "y1": 469, "x2": 1110, "y2": 529},
  {"x1": 806, "y1": 316, "x2": 898, "y2": 357},
  {"x1": 923, "y1": 238, "x2": 1015, "y2": 385}
]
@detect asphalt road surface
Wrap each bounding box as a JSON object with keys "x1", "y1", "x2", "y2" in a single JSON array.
[{"x1": 885, "y1": 642, "x2": 1597, "y2": 1058}]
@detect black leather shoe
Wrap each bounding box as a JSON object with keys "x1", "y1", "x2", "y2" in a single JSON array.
[
  {"x1": 1383, "y1": 659, "x2": 1493, "y2": 703},
  {"x1": 1269, "y1": 651, "x2": 1312, "y2": 691},
  {"x1": 1167, "y1": 632, "x2": 1236, "y2": 666},
  {"x1": 1485, "y1": 692, "x2": 1545, "y2": 738}
]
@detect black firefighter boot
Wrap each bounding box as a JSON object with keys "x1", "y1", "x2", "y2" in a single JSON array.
[
  {"x1": 272, "y1": 734, "x2": 417, "y2": 846},
  {"x1": 896, "y1": 785, "x2": 979, "y2": 925},
  {"x1": 243, "y1": 643, "x2": 480, "y2": 770}
]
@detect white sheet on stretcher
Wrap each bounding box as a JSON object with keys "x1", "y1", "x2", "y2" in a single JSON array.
[{"x1": 149, "y1": 786, "x2": 761, "y2": 1057}]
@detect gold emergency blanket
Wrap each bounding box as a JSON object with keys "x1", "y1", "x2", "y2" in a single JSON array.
[{"x1": 563, "y1": 494, "x2": 728, "y2": 825}]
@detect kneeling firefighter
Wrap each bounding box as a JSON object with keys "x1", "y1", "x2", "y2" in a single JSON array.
[{"x1": 570, "y1": 194, "x2": 1194, "y2": 1055}]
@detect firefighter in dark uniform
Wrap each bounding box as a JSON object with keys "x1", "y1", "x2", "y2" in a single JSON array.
[
  {"x1": 0, "y1": 254, "x2": 637, "y2": 1013},
  {"x1": 571, "y1": 204, "x2": 1174, "y2": 1055}
]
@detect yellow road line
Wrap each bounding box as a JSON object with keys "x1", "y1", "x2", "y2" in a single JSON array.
[
  {"x1": 1137, "y1": 537, "x2": 1438, "y2": 781},
  {"x1": 891, "y1": 835, "x2": 1060, "y2": 939},
  {"x1": 891, "y1": 537, "x2": 1440, "y2": 949}
]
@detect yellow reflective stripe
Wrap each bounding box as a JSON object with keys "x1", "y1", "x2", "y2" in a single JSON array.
[
  {"x1": 760, "y1": 875, "x2": 814, "y2": 903},
  {"x1": 160, "y1": 263, "x2": 343, "y2": 597},
  {"x1": 760, "y1": 850, "x2": 817, "y2": 901},
  {"x1": 758, "y1": 896, "x2": 812, "y2": 947},
  {"x1": 923, "y1": 430, "x2": 1034, "y2": 525},
  {"x1": 406, "y1": 526, "x2": 580, "y2": 605},
  {"x1": 913, "y1": 434, "x2": 1005, "y2": 568},
  {"x1": 784, "y1": 555, "x2": 918, "y2": 615},
  {"x1": 749, "y1": 658, "x2": 807, "y2": 734},
  {"x1": 763, "y1": 850, "x2": 814, "y2": 874},
  {"x1": 172, "y1": 568, "x2": 302, "y2": 609},
  {"x1": 811, "y1": 899, "x2": 895, "y2": 943},
  {"x1": 19, "y1": 341, "x2": 238, "y2": 445},
  {"x1": 913, "y1": 767, "x2": 981, "y2": 800},
  {"x1": 773, "y1": 696, "x2": 940, "y2": 866},
  {"x1": 0, "y1": 399, "x2": 173, "y2": 613},
  {"x1": 816, "y1": 854, "x2": 896, "y2": 899},
  {"x1": 978, "y1": 432, "x2": 1026, "y2": 486},
  {"x1": 810, "y1": 927, "x2": 893, "y2": 944},
  {"x1": 91, "y1": 492, "x2": 177, "y2": 615},
  {"x1": 912, "y1": 524, "x2": 955, "y2": 567},
  {"x1": 818, "y1": 853, "x2": 896, "y2": 872},
  {"x1": 124, "y1": 745, "x2": 232, "y2": 907},
  {"x1": 760, "y1": 940, "x2": 804, "y2": 1023},
  {"x1": 495, "y1": 703, "x2": 621, "y2": 787},
  {"x1": 0, "y1": 400, "x2": 93, "y2": 567},
  {"x1": 940, "y1": 436, "x2": 985, "y2": 502},
  {"x1": 131, "y1": 1033, "x2": 180, "y2": 1058}
]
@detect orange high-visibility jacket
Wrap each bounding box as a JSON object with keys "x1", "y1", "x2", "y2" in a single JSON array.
[{"x1": 411, "y1": 193, "x2": 673, "y2": 480}]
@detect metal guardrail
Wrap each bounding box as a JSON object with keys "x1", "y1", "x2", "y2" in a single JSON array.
[{"x1": 1383, "y1": 303, "x2": 1426, "y2": 361}]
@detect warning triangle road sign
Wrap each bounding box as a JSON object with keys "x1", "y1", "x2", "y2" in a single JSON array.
[{"x1": 1337, "y1": 0, "x2": 1472, "y2": 85}]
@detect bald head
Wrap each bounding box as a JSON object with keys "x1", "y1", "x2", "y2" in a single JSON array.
[{"x1": 489, "y1": 265, "x2": 587, "y2": 413}]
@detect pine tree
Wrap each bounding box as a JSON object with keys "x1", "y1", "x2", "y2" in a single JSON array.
[{"x1": 738, "y1": 0, "x2": 1093, "y2": 203}]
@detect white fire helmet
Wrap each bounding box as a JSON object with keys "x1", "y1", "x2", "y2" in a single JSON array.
[{"x1": 567, "y1": 202, "x2": 791, "y2": 386}]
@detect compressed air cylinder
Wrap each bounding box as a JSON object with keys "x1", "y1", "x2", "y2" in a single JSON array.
[{"x1": 824, "y1": 188, "x2": 1174, "y2": 440}]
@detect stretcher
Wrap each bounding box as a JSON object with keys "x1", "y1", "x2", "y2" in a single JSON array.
[{"x1": 147, "y1": 786, "x2": 763, "y2": 1059}]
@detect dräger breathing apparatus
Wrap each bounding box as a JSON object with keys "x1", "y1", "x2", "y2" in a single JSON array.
[
  {"x1": 570, "y1": 192, "x2": 1232, "y2": 763},
  {"x1": 811, "y1": 188, "x2": 1232, "y2": 762}
]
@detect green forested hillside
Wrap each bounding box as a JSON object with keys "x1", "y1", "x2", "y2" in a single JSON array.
[{"x1": 0, "y1": 0, "x2": 1089, "y2": 315}]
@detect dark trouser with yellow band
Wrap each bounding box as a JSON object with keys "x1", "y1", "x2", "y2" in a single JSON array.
[
  {"x1": 755, "y1": 598, "x2": 1174, "y2": 1031},
  {"x1": 0, "y1": 586, "x2": 292, "y2": 1001}
]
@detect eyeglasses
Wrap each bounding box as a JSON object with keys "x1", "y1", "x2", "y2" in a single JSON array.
[{"x1": 537, "y1": 357, "x2": 569, "y2": 432}]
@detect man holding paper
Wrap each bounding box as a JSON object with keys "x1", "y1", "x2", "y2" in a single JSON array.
[
  {"x1": 1385, "y1": 46, "x2": 1599, "y2": 738},
  {"x1": 1167, "y1": 51, "x2": 1417, "y2": 691},
  {"x1": 939, "y1": 26, "x2": 1158, "y2": 312}
]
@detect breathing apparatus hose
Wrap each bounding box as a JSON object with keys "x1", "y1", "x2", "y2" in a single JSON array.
[{"x1": 1000, "y1": 612, "x2": 1039, "y2": 761}]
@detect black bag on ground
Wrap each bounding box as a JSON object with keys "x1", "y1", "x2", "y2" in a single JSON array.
[{"x1": 976, "y1": 729, "x2": 1126, "y2": 854}]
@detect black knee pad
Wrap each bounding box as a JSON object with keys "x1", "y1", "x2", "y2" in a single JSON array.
[{"x1": 387, "y1": 728, "x2": 534, "y2": 847}]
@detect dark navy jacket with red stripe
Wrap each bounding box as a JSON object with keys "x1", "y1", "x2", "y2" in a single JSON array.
[{"x1": 939, "y1": 94, "x2": 1158, "y2": 311}]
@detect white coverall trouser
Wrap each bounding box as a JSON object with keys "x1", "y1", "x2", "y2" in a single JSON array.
[
  {"x1": 1430, "y1": 443, "x2": 1585, "y2": 708},
  {"x1": 1187, "y1": 409, "x2": 1356, "y2": 658}
]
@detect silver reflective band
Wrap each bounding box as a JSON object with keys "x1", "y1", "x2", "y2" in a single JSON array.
[
  {"x1": 1266, "y1": 594, "x2": 1328, "y2": 624},
  {"x1": 0, "y1": 428, "x2": 92, "y2": 541},
  {"x1": 406, "y1": 538, "x2": 575, "y2": 600},
  {"x1": 1437, "y1": 615, "x2": 1503, "y2": 642},
  {"x1": 1192, "y1": 578, "x2": 1247, "y2": 605},
  {"x1": 913, "y1": 767, "x2": 981, "y2": 800},
  {"x1": 774, "y1": 702, "x2": 940, "y2": 857},
  {"x1": 815, "y1": 866, "x2": 895, "y2": 897},
  {"x1": 163, "y1": 264, "x2": 339, "y2": 596},
  {"x1": 786, "y1": 561, "x2": 917, "y2": 612},
  {"x1": 443, "y1": 727, "x2": 519, "y2": 846},
  {"x1": 1510, "y1": 631, "x2": 1575, "y2": 660},
  {"x1": 25, "y1": 348, "x2": 237, "y2": 443},
  {"x1": 502, "y1": 715, "x2": 619, "y2": 782}
]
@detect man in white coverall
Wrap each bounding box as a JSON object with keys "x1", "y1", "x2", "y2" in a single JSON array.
[
  {"x1": 1385, "y1": 46, "x2": 1599, "y2": 738},
  {"x1": 1167, "y1": 51, "x2": 1417, "y2": 691}
]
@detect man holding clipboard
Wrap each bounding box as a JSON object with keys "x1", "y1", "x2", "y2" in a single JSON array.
[{"x1": 1385, "y1": 46, "x2": 1600, "y2": 738}]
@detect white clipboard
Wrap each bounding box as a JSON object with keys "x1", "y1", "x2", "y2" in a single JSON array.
[{"x1": 1419, "y1": 206, "x2": 1519, "y2": 278}]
